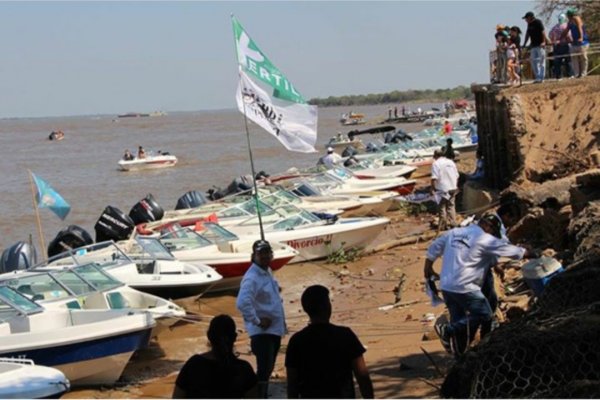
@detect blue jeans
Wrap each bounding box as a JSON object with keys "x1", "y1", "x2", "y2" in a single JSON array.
[
  {"x1": 530, "y1": 46, "x2": 546, "y2": 81},
  {"x1": 442, "y1": 290, "x2": 493, "y2": 355},
  {"x1": 251, "y1": 334, "x2": 281, "y2": 398}
]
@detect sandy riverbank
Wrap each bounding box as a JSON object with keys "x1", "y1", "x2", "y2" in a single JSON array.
[{"x1": 63, "y1": 154, "x2": 479, "y2": 399}]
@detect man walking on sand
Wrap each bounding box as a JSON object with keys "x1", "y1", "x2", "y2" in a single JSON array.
[
  {"x1": 431, "y1": 149, "x2": 459, "y2": 230},
  {"x1": 236, "y1": 240, "x2": 286, "y2": 398},
  {"x1": 285, "y1": 285, "x2": 374, "y2": 399},
  {"x1": 424, "y1": 214, "x2": 533, "y2": 357}
]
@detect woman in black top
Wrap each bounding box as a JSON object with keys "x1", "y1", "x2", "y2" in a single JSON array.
[{"x1": 173, "y1": 315, "x2": 258, "y2": 399}]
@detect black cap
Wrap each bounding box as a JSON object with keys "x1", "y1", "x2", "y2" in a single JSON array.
[
  {"x1": 256, "y1": 170, "x2": 270, "y2": 178},
  {"x1": 479, "y1": 214, "x2": 502, "y2": 238},
  {"x1": 253, "y1": 240, "x2": 272, "y2": 253},
  {"x1": 522, "y1": 11, "x2": 534, "y2": 19}
]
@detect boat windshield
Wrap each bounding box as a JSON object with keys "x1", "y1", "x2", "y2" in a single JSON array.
[
  {"x1": 159, "y1": 225, "x2": 213, "y2": 251},
  {"x1": 290, "y1": 182, "x2": 322, "y2": 197},
  {"x1": 56, "y1": 264, "x2": 122, "y2": 292},
  {"x1": 45, "y1": 241, "x2": 133, "y2": 268},
  {"x1": 235, "y1": 204, "x2": 321, "y2": 231},
  {"x1": 259, "y1": 190, "x2": 301, "y2": 208},
  {"x1": 217, "y1": 199, "x2": 275, "y2": 219},
  {"x1": 5, "y1": 271, "x2": 76, "y2": 301},
  {"x1": 129, "y1": 237, "x2": 176, "y2": 261},
  {"x1": 0, "y1": 286, "x2": 44, "y2": 320},
  {"x1": 201, "y1": 223, "x2": 240, "y2": 243}
]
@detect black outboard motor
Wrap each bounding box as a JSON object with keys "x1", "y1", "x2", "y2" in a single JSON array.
[
  {"x1": 366, "y1": 142, "x2": 381, "y2": 153},
  {"x1": 129, "y1": 194, "x2": 164, "y2": 225},
  {"x1": 175, "y1": 190, "x2": 208, "y2": 210},
  {"x1": 342, "y1": 145, "x2": 358, "y2": 158},
  {"x1": 95, "y1": 205, "x2": 136, "y2": 242},
  {"x1": 0, "y1": 241, "x2": 37, "y2": 273},
  {"x1": 312, "y1": 212, "x2": 339, "y2": 225},
  {"x1": 47, "y1": 225, "x2": 93, "y2": 258}
]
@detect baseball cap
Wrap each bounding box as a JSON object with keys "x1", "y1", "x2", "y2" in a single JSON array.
[
  {"x1": 253, "y1": 240, "x2": 272, "y2": 253},
  {"x1": 479, "y1": 214, "x2": 502, "y2": 238},
  {"x1": 566, "y1": 8, "x2": 578, "y2": 17},
  {"x1": 522, "y1": 11, "x2": 535, "y2": 19},
  {"x1": 327, "y1": 147, "x2": 334, "y2": 153}
]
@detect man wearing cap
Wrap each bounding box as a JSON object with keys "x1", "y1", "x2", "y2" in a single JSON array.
[
  {"x1": 522, "y1": 11, "x2": 549, "y2": 83},
  {"x1": 236, "y1": 240, "x2": 286, "y2": 398},
  {"x1": 423, "y1": 214, "x2": 532, "y2": 357},
  {"x1": 319, "y1": 147, "x2": 342, "y2": 169}
]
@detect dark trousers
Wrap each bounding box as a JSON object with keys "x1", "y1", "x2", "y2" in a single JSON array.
[
  {"x1": 480, "y1": 270, "x2": 498, "y2": 337},
  {"x1": 251, "y1": 334, "x2": 281, "y2": 398},
  {"x1": 442, "y1": 290, "x2": 493, "y2": 356},
  {"x1": 553, "y1": 44, "x2": 573, "y2": 79}
]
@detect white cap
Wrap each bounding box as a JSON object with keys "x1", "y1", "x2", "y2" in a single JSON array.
[{"x1": 327, "y1": 147, "x2": 334, "y2": 152}]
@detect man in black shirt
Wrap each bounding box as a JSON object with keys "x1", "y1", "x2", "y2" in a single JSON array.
[
  {"x1": 522, "y1": 11, "x2": 549, "y2": 83},
  {"x1": 285, "y1": 285, "x2": 374, "y2": 399}
]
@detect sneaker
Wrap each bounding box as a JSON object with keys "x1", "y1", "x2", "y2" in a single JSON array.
[{"x1": 434, "y1": 322, "x2": 453, "y2": 354}]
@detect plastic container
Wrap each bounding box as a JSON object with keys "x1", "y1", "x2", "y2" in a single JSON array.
[{"x1": 521, "y1": 256, "x2": 564, "y2": 296}]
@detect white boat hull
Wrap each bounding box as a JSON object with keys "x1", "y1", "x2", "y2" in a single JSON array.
[
  {"x1": 0, "y1": 359, "x2": 70, "y2": 399},
  {"x1": 118, "y1": 155, "x2": 178, "y2": 171}
]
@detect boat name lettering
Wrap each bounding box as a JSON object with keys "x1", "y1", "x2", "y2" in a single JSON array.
[
  {"x1": 100, "y1": 214, "x2": 130, "y2": 229},
  {"x1": 287, "y1": 235, "x2": 332, "y2": 249}
]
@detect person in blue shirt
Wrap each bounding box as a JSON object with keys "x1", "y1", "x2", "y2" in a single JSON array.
[{"x1": 564, "y1": 8, "x2": 589, "y2": 78}]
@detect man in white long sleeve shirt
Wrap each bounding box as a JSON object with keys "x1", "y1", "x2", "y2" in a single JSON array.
[
  {"x1": 236, "y1": 240, "x2": 286, "y2": 398},
  {"x1": 319, "y1": 147, "x2": 342, "y2": 169},
  {"x1": 423, "y1": 214, "x2": 531, "y2": 356}
]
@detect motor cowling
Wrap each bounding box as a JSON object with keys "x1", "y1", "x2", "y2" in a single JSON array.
[
  {"x1": 175, "y1": 190, "x2": 208, "y2": 210},
  {"x1": 0, "y1": 241, "x2": 38, "y2": 273},
  {"x1": 95, "y1": 205, "x2": 135, "y2": 242},
  {"x1": 47, "y1": 225, "x2": 93, "y2": 258},
  {"x1": 129, "y1": 193, "x2": 164, "y2": 225},
  {"x1": 342, "y1": 145, "x2": 358, "y2": 158}
]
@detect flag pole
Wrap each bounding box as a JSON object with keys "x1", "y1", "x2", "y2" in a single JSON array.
[
  {"x1": 239, "y1": 77, "x2": 266, "y2": 241},
  {"x1": 27, "y1": 170, "x2": 47, "y2": 260}
]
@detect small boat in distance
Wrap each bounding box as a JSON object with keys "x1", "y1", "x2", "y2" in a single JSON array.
[
  {"x1": 48, "y1": 130, "x2": 65, "y2": 141},
  {"x1": 118, "y1": 111, "x2": 167, "y2": 118},
  {"x1": 340, "y1": 112, "x2": 366, "y2": 126},
  {"x1": 118, "y1": 152, "x2": 178, "y2": 172}
]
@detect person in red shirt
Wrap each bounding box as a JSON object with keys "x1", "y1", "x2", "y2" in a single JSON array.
[{"x1": 443, "y1": 120, "x2": 453, "y2": 135}]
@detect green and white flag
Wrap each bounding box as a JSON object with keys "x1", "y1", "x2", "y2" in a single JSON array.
[{"x1": 232, "y1": 16, "x2": 317, "y2": 153}]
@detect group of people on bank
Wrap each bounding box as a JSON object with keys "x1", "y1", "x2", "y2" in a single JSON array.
[
  {"x1": 173, "y1": 240, "x2": 374, "y2": 399},
  {"x1": 493, "y1": 8, "x2": 589, "y2": 84}
]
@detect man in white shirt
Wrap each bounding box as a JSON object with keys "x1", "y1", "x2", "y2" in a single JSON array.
[
  {"x1": 430, "y1": 150, "x2": 459, "y2": 230},
  {"x1": 423, "y1": 214, "x2": 531, "y2": 356},
  {"x1": 319, "y1": 147, "x2": 342, "y2": 169},
  {"x1": 236, "y1": 240, "x2": 286, "y2": 398}
]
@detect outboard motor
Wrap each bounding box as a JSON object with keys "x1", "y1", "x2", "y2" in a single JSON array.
[
  {"x1": 384, "y1": 132, "x2": 394, "y2": 144},
  {"x1": 95, "y1": 205, "x2": 135, "y2": 242},
  {"x1": 312, "y1": 212, "x2": 339, "y2": 225},
  {"x1": 175, "y1": 190, "x2": 209, "y2": 210},
  {"x1": 0, "y1": 241, "x2": 37, "y2": 273},
  {"x1": 366, "y1": 142, "x2": 381, "y2": 153},
  {"x1": 129, "y1": 193, "x2": 164, "y2": 225},
  {"x1": 47, "y1": 225, "x2": 93, "y2": 258},
  {"x1": 342, "y1": 145, "x2": 358, "y2": 158}
]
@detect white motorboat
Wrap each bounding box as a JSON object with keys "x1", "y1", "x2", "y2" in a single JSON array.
[
  {"x1": 118, "y1": 153, "x2": 177, "y2": 171},
  {"x1": 307, "y1": 167, "x2": 417, "y2": 196},
  {"x1": 347, "y1": 158, "x2": 417, "y2": 179},
  {"x1": 153, "y1": 224, "x2": 298, "y2": 292},
  {"x1": 45, "y1": 240, "x2": 223, "y2": 299},
  {"x1": 219, "y1": 204, "x2": 389, "y2": 263},
  {"x1": 1, "y1": 263, "x2": 186, "y2": 337},
  {"x1": 0, "y1": 358, "x2": 70, "y2": 399},
  {"x1": 0, "y1": 286, "x2": 154, "y2": 386}
]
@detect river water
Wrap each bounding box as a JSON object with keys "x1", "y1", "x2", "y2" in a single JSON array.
[{"x1": 0, "y1": 103, "x2": 437, "y2": 254}]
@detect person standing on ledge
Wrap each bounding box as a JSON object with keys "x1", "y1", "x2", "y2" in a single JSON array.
[
  {"x1": 286, "y1": 285, "x2": 374, "y2": 399},
  {"x1": 564, "y1": 8, "x2": 589, "y2": 78},
  {"x1": 236, "y1": 240, "x2": 286, "y2": 399},
  {"x1": 522, "y1": 11, "x2": 549, "y2": 83}
]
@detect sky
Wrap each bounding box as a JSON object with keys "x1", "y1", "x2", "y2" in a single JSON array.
[{"x1": 0, "y1": 1, "x2": 540, "y2": 118}]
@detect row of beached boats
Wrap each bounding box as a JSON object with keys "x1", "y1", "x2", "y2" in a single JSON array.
[
  {"x1": 0, "y1": 115, "x2": 478, "y2": 395},
  {"x1": 0, "y1": 155, "x2": 430, "y2": 395}
]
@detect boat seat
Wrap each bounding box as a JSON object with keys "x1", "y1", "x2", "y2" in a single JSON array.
[
  {"x1": 137, "y1": 261, "x2": 156, "y2": 274},
  {"x1": 107, "y1": 292, "x2": 130, "y2": 309}
]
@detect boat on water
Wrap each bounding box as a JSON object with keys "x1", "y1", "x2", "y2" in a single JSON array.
[
  {"x1": 48, "y1": 130, "x2": 65, "y2": 141},
  {"x1": 44, "y1": 239, "x2": 223, "y2": 299},
  {"x1": 0, "y1": 358, "x2": 70, "y2": 399},
  {"x1": 339, "y1": 112, "x2": 366, "y2": 126},
  {"x1": 118, "y1": 112, "x2": 150, "y2": 118},
  {"x1": 0, "y1": 285, "x2": 154, "y2": 386},
  {"x1": 0, "y1": 262, "x2": 186, "y2": 337},
  {"x1": 118, "y1": 153, "x2": 178, "y2": 171}
]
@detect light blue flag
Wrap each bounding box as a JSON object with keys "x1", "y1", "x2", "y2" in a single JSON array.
[{"x1": 31, "y1": 173, "x2": 71, "y2": 220}]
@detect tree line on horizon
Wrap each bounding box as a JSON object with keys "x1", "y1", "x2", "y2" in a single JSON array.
[{"x1": 307, "y1": 86, "x2": 473, "y2": 107}]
